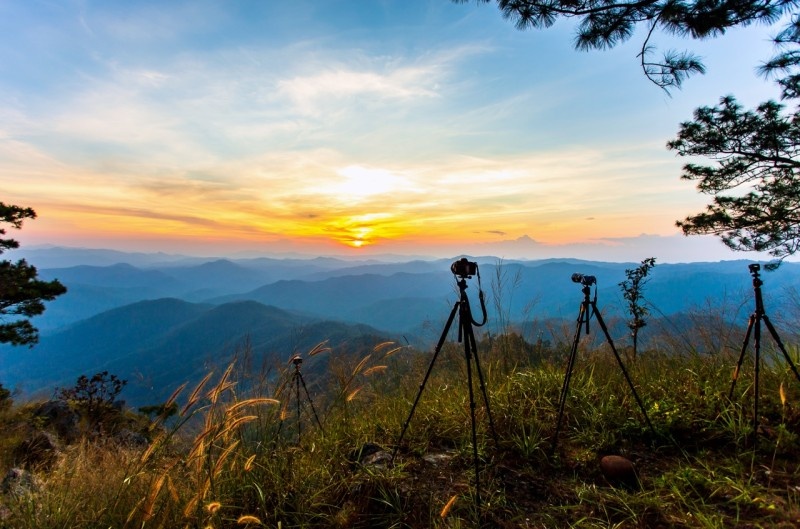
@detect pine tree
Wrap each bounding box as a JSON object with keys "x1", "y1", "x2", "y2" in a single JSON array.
[{"x1": 0, "y1": 202, "x2": 67, "y2": 346}]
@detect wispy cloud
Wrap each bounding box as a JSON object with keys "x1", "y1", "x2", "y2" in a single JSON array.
[{"x1": 0, "y1": 1, "x2": 781, "y2": 258}]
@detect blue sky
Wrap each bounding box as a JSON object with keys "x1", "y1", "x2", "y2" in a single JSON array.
[{"x1": 0, "y1": 0, "x2": 788, "y2": 262}]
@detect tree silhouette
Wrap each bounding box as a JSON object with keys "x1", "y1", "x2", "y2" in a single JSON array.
[
  {"x1": 669, "y1": 97, "x2": 800, "y2": 261},
  {"x1": 0, "y1": 202, "x2": 67, "y2": 346},
  {"x1": 457, "y1": 0, "x2": 796, "y2": 90},
  {"x1": 619, "y1": 257, "x2": 656, "y2": 358}
]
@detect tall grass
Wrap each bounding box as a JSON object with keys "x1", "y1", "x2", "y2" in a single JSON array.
[{"x1": 3, "y1": 333, "x2": 800, "y2": 528}]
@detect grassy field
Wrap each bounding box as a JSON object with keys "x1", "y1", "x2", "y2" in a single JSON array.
[{"x1": 1, "y1": 334, "x2": 800, "y2": 528}]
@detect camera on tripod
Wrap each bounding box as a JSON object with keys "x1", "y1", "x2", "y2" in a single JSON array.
[
  {"x1": 451, "y1": 257, "x2": 478, "y2": 278},
  {"x1": 571, "y1": 273, "x2": 596, "y2": 286},
  {"x1": 291, "y1": 355, "x2": 303, "y2": 366}
]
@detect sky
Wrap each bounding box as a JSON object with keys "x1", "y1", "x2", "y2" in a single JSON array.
[{"x1": 0, "y1": 0, "x2": 792, "y2": 262}]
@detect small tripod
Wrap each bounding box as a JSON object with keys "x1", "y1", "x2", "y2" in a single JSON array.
[
  {"x1": 278, "y1": 355, "x2": 324, "y2": 443},
  {"x1": 551, "y1": 274, "x2": 655, "y2": 456},
  {"x1": 394, "y1": 259, "x2": 498, "y2": 511},
  {"x1": 729, "y1": 264, "x2": 800, "y2": 439}
]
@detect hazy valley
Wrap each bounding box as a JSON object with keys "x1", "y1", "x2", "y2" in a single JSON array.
[{"x1": 3, "y1": 247, "x2": 800, "y2": 407}]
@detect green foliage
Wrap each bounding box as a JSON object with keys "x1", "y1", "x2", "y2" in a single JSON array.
[
  {"x1": 760, "y1": 14, "x2": 800, "y2": 99},
  {"x1": 57, "y1": 371, "x2": 128, "y2": 430},
  {"x1": 0, "y1": 382, "x2": 12, "y2": 410},
  {"x1": 669, "y1": 97, "x2": 800, "y2": 261},
  {"x1": 4, "y1": 333, "x2": 800, "y2": 527},
  {"x1": 619, "y1": 257, "x2": 657, "y2": 357},
  {"x1": 0, "y1": 201, "x2": 67, "y2": 346},
  {"x1": 457, "y1": 0, "x2": 795, "y2": 89}
]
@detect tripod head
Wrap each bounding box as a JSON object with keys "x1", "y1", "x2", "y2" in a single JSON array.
[
  {"x1": 571, "y1": 272, "x2": 598, "y2": 301},
  {"x1": 451, "y1": 258, "x2": 487, "y2": 328},
  {"x1": 291, "y1": 355, "x2": 303, "y2": 370},
  {"x1": 571, "y1": 273, "x2": 596, "y2": 287},
  {"x1": 451, "y1": 257, "x2": 478, "y2": 279},
  {"x1": 571, "y1": 272, "x2": 598, "y2": 333},
  {"x1": 749, "y1": 263, "x2": 763, "y2": 287}
]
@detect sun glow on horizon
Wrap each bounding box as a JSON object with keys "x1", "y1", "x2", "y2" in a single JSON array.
[{"x1": 0, "y1": 1, "x2": 780, "y2": 262}]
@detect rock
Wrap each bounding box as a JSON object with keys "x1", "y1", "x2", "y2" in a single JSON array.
[
  {"x1": 600, "y1": 455, "x2": 638, "y2": 489},
  {"x1": 362, "y1": 450, "x2": 393, "y2": 467},
  {"x1": 422, "y1": 453, "x2": 453, "y2": 465},
  {"x1": 349, "y1": 443, "x2": 392, "y2": 468},
  {"x1": 1, "y1": 468, "x2": 40, "y2": 497},
  {"x1": 14, "y1": 431, "x2": 59, "y2": 470},
  {"x1": 34, "y1": 401, "x2": 80, "y2": 442}
]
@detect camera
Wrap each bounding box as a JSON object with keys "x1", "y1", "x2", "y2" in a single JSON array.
[
  {"x1": 291, "y1": 355, "x2": 303, "y2": 366},
  {"x1": 571, "y1": 273, "x2": 596, "y2": 286},
  {"x1": 749, "y1": 263, "x2": 760, "y2": 273},
  {"x1": 451, "y1": 257, "x2": 478, "y2": 278}
]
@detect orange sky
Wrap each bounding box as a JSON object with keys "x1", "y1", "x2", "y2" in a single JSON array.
[{"x1": 0, "y1": 1, "x2": 786, "y2": 262}]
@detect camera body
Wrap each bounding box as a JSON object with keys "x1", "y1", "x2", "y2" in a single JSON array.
[
  {"x1": 571, "y1": 273, "x2": 597, "y2": 286},
  {"x1": 291, "y1": 355, "x2": 303, "y2": 366},
  {"x1": 749, "y1": 263, "x2": 760, "y2": 273},
  {"x1": 451, "y1": 257, "x2": 478, "y2": 278}
]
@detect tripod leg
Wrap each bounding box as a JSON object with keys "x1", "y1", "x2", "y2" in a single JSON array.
[
  {"x1": 730, "y1": 314, "x2": 755, "y2": 400},
  {"x1": 464, "y1": 321, "x2": 499, "y2": 447},
  {"x1": 393, "y1": 301, "x2": 459, "y2": 459},
  {"x1": 762, "y1": 315, "x2": 800, "y2": 385},
  {"x1": 551, "y1": 302, "x2": 586, "y2": 456},
  {"x1": 592, "y1": 305, "x2": 657, "y2": 438},
  {"x1": 753, "y1": 316, "x2": 762, "y2": 438},
  {"x1": 297, "y1": 371, "x2": 325, "y2": 434},
  {"x1": 296, "y1": 371, "x2": 302, "y2": 443},
  {"x1": 461, "y1": 315, "x2": 483, "y2": 510}
]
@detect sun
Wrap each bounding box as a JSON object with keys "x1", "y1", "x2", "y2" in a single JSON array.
[{"x1": 322, "y1": 213, "x2": 398, "y2": 248}]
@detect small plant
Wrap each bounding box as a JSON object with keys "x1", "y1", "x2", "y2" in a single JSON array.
[
  {"x1": 0, "y1": 382, "x2": 12, "y2": 410},
  {"x1": 619, "y1": 257, "x2": 657, "y2": 358},
  {"x1": 57, "y1": 371, "x2": 127, "y2": 431}
]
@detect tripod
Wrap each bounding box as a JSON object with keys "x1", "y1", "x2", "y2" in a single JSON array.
[
  {"x1": 393, "y1": 260, "x2": 498, "y2": 511},
  {"x1": 551, "y1": 275, "x2": 655, "y2": 456},
  {"x1": 278, "y1": 356, "x2": 324, "y2": 443},
  {"x1": 729, "y1": 264, "x2": 800, "y2": 440}
]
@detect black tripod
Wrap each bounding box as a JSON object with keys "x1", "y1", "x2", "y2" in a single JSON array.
[
  {"x1": 394, "y1": 259, "x2": 498, "y2": 511},
  {"x1": 278, "y1": 356, "x2": 324, "y2": 443},
  {"x1": 551, "y1": 274, "x2": 655, "y2": 456},
  {"x1": 729, "y1": 264, "x2": 800, "y2": 439}
]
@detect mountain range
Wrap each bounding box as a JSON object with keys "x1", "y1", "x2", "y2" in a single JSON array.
[{"x1": 3, "y1": 247, "x2": 799, "y2": 406}]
